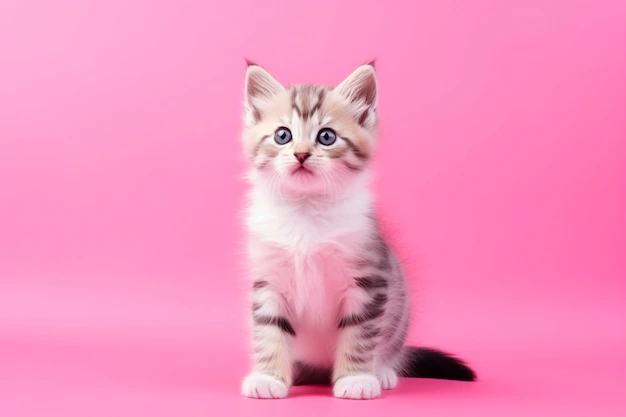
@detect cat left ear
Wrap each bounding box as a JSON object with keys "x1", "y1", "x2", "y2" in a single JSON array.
[
  {"x1": 335, "y1": 63, "x2": 377, "y2": 127},
  {"x1": 244, "y1": 63, "x2": 284, "y2": 123}
]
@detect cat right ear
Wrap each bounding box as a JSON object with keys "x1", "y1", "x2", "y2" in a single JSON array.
[
  {"x1": 244, "y1": 63, "x2": 284, "y2": 123},
  {"x1": 335, "y1": 64, "x2": 377, "y2": 128}
]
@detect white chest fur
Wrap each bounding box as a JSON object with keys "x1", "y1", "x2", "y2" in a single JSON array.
[{"x1": 245, "y1": 183, "x2": 373, "y2": 364}]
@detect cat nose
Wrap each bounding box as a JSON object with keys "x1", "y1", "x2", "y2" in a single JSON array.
[{"x1": 294, "y1": 152, "x2": 311, "y2": 163}]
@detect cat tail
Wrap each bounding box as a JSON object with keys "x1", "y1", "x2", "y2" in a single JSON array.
[{"x1": 397, "y1": 347, "x2": 476, "y2": 381}]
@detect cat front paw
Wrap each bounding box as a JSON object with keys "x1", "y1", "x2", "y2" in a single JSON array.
[
  {"x1": 242, "y1": 373, "x2": 289, "y2": 399},
  {"x1": 333, "y1": 373, "x2": 381, "y2": 400},
  {"x1": 376, "y1": 366, "x2": 398, "y2": 390}
]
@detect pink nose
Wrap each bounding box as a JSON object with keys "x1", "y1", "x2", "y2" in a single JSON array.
[{"x1": 294, "y1": 152, "x2": 311, "y2": 163}]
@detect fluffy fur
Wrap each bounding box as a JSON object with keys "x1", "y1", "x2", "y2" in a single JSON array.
[{"x1": 240, "y1": 62, "x2": 475, "y2": 400}]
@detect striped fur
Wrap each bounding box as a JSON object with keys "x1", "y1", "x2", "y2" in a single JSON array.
[{"x1": 240, "y1": 64, "x2": 475, "y2": 400}]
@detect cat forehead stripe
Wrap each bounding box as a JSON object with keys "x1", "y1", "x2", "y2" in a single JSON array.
[{"x1": 290, "y1": 85, "x2": 327, "y2": 121}]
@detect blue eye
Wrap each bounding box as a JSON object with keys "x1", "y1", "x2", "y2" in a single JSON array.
[
  {"x1": 274, "y1": 127, "x2": 292, "y2": 145},
  {"x1": 317, "y1": 128, "x2": 336, "y2": 146}
]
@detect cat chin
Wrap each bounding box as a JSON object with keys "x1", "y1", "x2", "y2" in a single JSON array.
[
  {"x1": 281, "y1": 181, "x2": 329, "y2": 197},
  {"x1": 248, "y1": 166, "x2": 369, "y2": 201}
]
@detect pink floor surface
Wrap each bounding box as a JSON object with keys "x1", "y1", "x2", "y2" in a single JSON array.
[{"x1": 1, "y1": 266, "x2": 624, "y2": 416}]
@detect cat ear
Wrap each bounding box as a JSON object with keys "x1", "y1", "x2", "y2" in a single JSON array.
[
  {"x1": 335, "y1": 63, "x2": 377, "y2": 127},
  {"x1": 244, "y1": 63, "x2": 284, "y2": 123}
]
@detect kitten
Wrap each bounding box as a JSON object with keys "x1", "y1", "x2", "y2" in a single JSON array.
[{"x1": 240, "y1": 62, "x2": 475, "y2": 400}]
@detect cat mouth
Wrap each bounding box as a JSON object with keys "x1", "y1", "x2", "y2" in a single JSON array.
[{"x1": 291, "y1": 165, "x2": 314, "y2": 176}]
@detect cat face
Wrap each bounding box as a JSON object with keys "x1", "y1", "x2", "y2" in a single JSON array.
[{"x1": 242, "y1": 64, "x2": 378, "y2": 197}]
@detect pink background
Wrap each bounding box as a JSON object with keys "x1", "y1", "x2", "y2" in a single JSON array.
[{"x1": 1, "y1": 0, "x2": 625, "y2": 416}]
